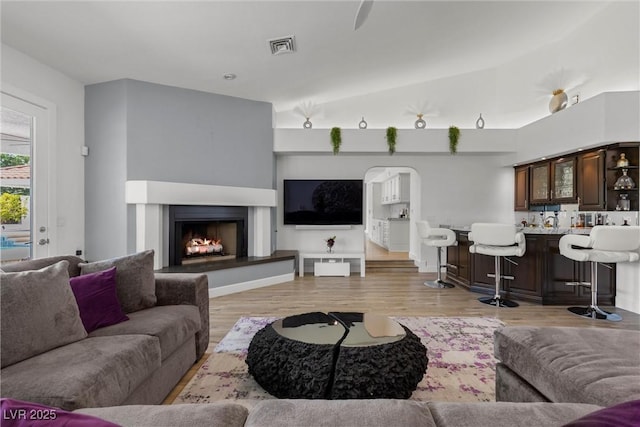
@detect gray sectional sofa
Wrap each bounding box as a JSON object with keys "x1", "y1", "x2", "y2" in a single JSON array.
[
  {"x1": 75, "y1": 398, "x2": 608, "y2": 427},
  {"x1": 70, "y1": 325, "x2": 639, "y2": 426},
  {"x1": 2, "y1": 254, "x2": 638, "y2": 426},
  {"x1": 494, "y1": 326, "x2": 640, "y2": 407},
  {"x1": 0, "y1": 252, "x2": 209, "y2": 410}
]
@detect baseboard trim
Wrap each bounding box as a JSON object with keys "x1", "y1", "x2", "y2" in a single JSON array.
[
  {"x1": 208, "y1": 272, "x2": 295, "y2": 298},
  {"x1": 409, "y1": 251, "x2": 420, "y2": 268}
]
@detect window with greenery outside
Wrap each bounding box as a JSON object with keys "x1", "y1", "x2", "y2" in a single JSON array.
[{"x1": 0, "y1": 153, "x2": 30, "y2": 223}]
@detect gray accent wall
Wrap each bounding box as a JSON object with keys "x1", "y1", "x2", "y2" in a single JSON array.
[
  {"x1": 125, "y1": 80, "x2": 274, "y2": 187},
  {"x1": 85, "y1": 80, "x2": 128, "y2": 261},
  {"x1": 85, "y1": 79, "x2": 274, "y2": 261}
]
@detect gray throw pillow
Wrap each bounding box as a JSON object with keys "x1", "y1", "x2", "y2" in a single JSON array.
[
  {"x1": 79, "y1": 250, "x2": 157, "y2": 313},
  {"x1": 1, "y1": 255, "x2": 84, "y2": 277},
  {"x1": 0, "y1": 260, "x2": 87, "y2": 368}
]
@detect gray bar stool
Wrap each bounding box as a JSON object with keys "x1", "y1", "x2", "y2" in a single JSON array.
[
  {"x1": 469, "y1": 223, "x2": 526, "y2": 307},
  {"x1": 416, "y1": 221, "x2": 457, "y2": 288},
  {"x1": 559, "y1": 225, "x2": 640, "y2": 322}
]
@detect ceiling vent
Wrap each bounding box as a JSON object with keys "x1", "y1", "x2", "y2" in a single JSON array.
[{"x1": 268, "y1": 36, "x2": 296, "y2": 55}]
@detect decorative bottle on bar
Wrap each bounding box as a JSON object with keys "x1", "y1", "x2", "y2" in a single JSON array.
[
  {"x1": 614, "y1": 169, "x2": 635, "y2": 190},
  {"x1": 616, "y1": 153, "x2": 629, "y2": 168},
  {"x1": 617, "y1": 194, "x2": 631, "y2": 211}
]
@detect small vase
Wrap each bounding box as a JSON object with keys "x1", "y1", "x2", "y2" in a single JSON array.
[
  {"x1": 327, "y1": 246, "x2": 333, "y2": 253},
  {"x1": 358, "y1": 117, "x2": 368, "y2": 129},
  {"x1": 475, "y1": 113, "x2": 485, "y2": 129},
  {"x1": 549, "y1": 89, "x2": 568, "y2": 113},
  {"x1": 303, "y1": 118, "x2": 312, "y2": 129},
  {"x1": 414, "y1": 114, "x2": 426, "y2": 129}
]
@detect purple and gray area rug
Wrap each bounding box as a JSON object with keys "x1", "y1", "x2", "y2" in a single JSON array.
[{"x1": 174, "y1": 316, "x2": 504, "y2": 404}]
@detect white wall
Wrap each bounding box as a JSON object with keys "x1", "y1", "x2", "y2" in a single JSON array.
[
  {"x1": 276, "y1": 153, "x2": 513, "y2": 271},
  {"x1": 514, "y1": 91, "x2": 640, "y2": 165},
  {"x1": 1, "y1": 44, "x2": 85, "y2": 257}
]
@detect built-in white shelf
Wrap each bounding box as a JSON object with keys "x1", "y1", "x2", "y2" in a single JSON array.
[
  {"x1": 515, "y1": 91, "x2": 640, "y2": 165},
  {"x1": 274, "y1": 128, "x2": 516, "y2": 155},
  {"x1": 273, "y1": 92, "x2": 640, "y2": 167},
  {"x1": 299, "y1": 252, "x2": 366, "y2": 278}
]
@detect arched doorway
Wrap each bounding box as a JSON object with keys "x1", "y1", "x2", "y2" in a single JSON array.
[{"x1": 363, "y1": 166, "x2": 421, "y2": 265}]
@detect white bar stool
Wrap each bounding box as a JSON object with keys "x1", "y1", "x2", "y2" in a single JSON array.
[
  {"x1": 559, "y1": 225, "x2": 640, "y2": 322},
  {"x1": 416, "y1": 221, "x2": 457, "y2": 288},
  {"x1": 469, "y1": 223, "x2": 526, "y2": 307}
]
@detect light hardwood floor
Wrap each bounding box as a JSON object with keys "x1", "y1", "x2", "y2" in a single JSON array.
[
  {"x1": 364, "y1": 239, "x2": 410, "y2": 261},
  {"x1": 164, "y1": 257, "x2": 640, "y2": 403}
]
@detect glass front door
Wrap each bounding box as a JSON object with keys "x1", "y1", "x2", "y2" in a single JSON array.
[{"x1": 1, "y1": 94, "x2": 50, "y2": 263}]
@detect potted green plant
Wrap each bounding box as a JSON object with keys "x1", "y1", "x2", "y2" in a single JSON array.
[
  {"x1": 386, "y1": 126, "x2": 397, "y2": 155},
  {"x1": 0, "y1": 193, "x2": 28, "y2": 224},
  {"x1": 448, "y1": 126, "x2": 460, "y2": 154},
  {"x1": 330, "y1": 127, "x2": 342, "y2": 155}
]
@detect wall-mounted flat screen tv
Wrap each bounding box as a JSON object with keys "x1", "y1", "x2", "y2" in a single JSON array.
[{"x1": 283, "y1": 179, "x2": 363, "y2": 225}]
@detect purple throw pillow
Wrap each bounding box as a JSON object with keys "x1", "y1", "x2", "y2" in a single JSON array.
[
  {"x1": 69, "y1": 266, "x2": 128, "y2": 333},
  {"x1": 0, "y1": 398, "x2": 120, "y2": 427},
  {"x1": 563, "y1": 399, "x2": 640, "y2": 427}
]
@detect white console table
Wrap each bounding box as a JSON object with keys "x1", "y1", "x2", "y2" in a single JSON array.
[{"x1": 299, "y1": 252, "x2": 366, "y2": 277}]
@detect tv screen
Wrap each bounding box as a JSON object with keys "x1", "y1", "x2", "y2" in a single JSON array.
[{"x1": 283, "y1": 179, "x2": 363, "y2": 225}]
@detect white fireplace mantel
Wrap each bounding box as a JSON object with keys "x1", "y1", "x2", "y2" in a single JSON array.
[
  {"x1": 126, "y1": 180, "x2": 277, "y2": 269},
  {"x1": 125, "y1": 180, "x2": 277, "y2": 206}
]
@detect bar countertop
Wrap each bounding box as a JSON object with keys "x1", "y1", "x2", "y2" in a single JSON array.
[{"x1": 449, "y1": 225, "x2": 592, "y2": 235}]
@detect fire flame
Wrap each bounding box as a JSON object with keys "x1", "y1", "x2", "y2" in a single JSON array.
[{"x1": 186, "y1": 238, "x2": 223, "y2": 255}]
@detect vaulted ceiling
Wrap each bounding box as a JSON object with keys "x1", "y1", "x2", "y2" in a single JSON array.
[{"x1": 2, "y1": 1, "x2": 638, "y2": 128}]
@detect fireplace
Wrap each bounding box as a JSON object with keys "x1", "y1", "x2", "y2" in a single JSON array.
[
  {"x1": 169, "y1": 205, "x2": 248, "y2": 266},
  {"x1": 127, "y1": 180, "x2": 275, "y2": 269}
]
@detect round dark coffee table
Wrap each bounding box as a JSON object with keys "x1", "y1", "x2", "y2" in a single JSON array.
[{"x1": 245, "y1": 312, "x2": 428, "y2": 399}]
